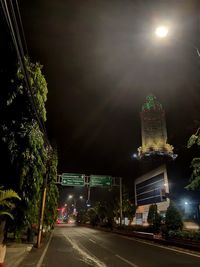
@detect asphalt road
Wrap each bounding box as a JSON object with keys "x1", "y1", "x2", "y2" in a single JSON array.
[{"x1": 41, "y1": 224, "x2": 200, "y2": 267}]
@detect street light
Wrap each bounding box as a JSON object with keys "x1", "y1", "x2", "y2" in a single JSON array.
[
  {"x1": 183, "y1": 200, "x2": 190, "y2": 217},
  {"x1": 155, "y1": 25, "x2": 169, "y2": 38},
  {"x1": 154, "y1": 24, "x2": 200, "y2": 57},
  {"x1": 67, "y1": 195, "x2": 84, "y2": 209}
]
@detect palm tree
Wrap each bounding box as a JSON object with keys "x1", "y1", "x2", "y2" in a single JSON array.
[
  {"x1": 0, "y1": 186, "x2": 21, "y2": 220},
  {"x1": 0, "y1": 186, "x2": 21, "y2": 265}
]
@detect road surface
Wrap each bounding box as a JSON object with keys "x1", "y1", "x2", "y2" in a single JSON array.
[{"x1": 41, "y1": 224, "x2": 200, "y2": 267}]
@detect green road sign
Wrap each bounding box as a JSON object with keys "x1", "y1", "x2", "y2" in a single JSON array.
[
  {"x1": 90, "y1": 175, "x2": 112, "y2": 187},
  {"x1": 61, "y1": 173, "x2": 85, "y2": 186}
]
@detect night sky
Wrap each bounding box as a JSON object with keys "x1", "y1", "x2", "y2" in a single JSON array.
[{"x1": 18, "y1": 0, "x2": 200, "y2": 185}]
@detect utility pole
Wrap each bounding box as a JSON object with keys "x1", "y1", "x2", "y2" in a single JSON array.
[
  {"x1": 37, "y1": 182, "x2": 47, "y2": 248},
  {"x1": 87, "y1": 185, "x2": 90, "y2": 203},
  {"x1": 119, "y1": 177, "x2": 123, "y2": 225},
  {"x1": 37, "y1": 148, "x2": 51, "y2": 248},
  {"x1": 86, "y1": 176, "x2": 91, "y2": 207}
]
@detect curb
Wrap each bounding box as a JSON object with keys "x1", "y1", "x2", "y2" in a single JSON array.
[
  {"x1": 36, "y1": 232, "x2": 53, "y2": 267},
  {"x1": 19, "y1": 231, "x2": 53, "y2": 267}
]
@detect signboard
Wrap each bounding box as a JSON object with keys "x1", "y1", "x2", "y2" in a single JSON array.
[
  {"x1": 90, "y1": 175, "x2": 112, "y2": 187},
  {"x1": 61, "y1": 173, "x2": 85, "y2": 186}
]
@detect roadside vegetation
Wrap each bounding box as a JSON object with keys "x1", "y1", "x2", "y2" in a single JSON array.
[
  {"x1": 81, "y1": 200, "x2": 200, "y2": 243},
  {"x1": 1, "y1": 58, "x2": 58, "y2": 243},
  {"x1": 187, "y1": 128, "x2": 200, "y2": 190}
]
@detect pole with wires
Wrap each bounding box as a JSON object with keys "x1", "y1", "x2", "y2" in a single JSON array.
[
  {"x1": 37, "y1": 145, "x2": 52, "y2": 248},
  {"x1": 119, "y1": 177, "x2": 123, "y2": 226},
  {"x1": 0, "y1": 0, "x2": 53, "y2": 248}
]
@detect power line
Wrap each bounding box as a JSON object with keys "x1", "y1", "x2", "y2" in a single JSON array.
[
  {"x1": 1, "y1": 0, "x2": 16, "y2": 46},
  {"x1": 1, "y1": 0, "x2": 51, "y2": 148},
  {"x1": 15, "y1": 0, "x2": 28, "y2": 55}
]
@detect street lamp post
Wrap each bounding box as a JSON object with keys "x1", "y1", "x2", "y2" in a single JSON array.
[{"x1": 67, "y1": 195, "x2": 84, "y2": 210}]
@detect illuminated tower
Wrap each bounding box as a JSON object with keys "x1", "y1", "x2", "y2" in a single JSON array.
[{"x1": 138, "y1": 94, "x2": 176, "y2": 159}]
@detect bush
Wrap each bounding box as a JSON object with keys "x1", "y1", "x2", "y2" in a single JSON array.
[
  {"x1": 147, "y1": 204, "x2": 157, "y2": 225},
  {"x1": 115, "y1": 224, "x2": 155, "y2": 233},
  {"x1": 165, "y1": 202, "x2": 183, "y2": 233},
  {"x1": 168, "y1": 230, "x2": 200, "y2": 241},
  {"x1": 147, "y1": 204, "x2": 162, "y2": 233}
]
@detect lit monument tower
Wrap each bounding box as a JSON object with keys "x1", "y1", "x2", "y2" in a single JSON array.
[{"x1": 138, "y1": 94, "x2": 176, "y2": 159}]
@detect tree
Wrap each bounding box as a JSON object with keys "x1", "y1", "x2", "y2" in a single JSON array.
[
  {"x1": 96, "y1": 202, "x2": 107, "y2": 224},
  {"x1": 186, "y1": 128, "x2": 200, "y2": 190},
  {"x1": 112, "y1": 198, "x2": 136, "y2": 224},
  {"x1": 147, "y1": 204, "x2": 157, "y2": 225},
  {"x1": 44, "y1": 147, "x2": 59, "y2": 228},
  {"x1": 87, "y1": 208, "x2": 98, "y2": 226},
  {"x1": 1, "y1": 58, "x2": 58, "y2": 239},
  {"x1": 0, "y1": 186, "x2": 21, "y2": 244},
  {"x1": 165, "y1": 202, "x2": 183, "y2": 232},
  {"x1": 76, "y1": 209, "x2": 88, "y2": 224},
  {"x1": 122, "y1": 199, "x2": 137, "y2": 224},
  {"x1": 147, "y1": 204, "x2": 161, "y2": 233},
  {"x1": 0, "y1": 187, "x2": 21, "y2": 220},
  {"x1": 0, "y1": 186, "x2": 20, "y2": 266}
]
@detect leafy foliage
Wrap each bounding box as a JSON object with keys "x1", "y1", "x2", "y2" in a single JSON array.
[
  {"x1": 168, "y1": 230, "x2": 200, "y2": 241},
  {"x1": 1, "y1": 57, "x2": 58, "y2": 237},
  {"x1": 113, "y1": 198, "x2": 137, "y2": 223},
  {"x1": 147, "y1": 204, "x2": 157, "y2": 225},
  {"x1": 122, "y1": 199, "x2": 137, "y2": 221},
  {"x1": 165, "y1": 202, "x2": 183, "y2": 232},
  {"x1": 186, "y1": 128, "x2": 200, "y2": 190},
  {"x1": 44, "y1": 148, "x2": 59, "y2": 228},
  {"x1": 96, "y1": 203, "x2": 107, "y2": 223},
  {"x1": 0, "y1": 186, "x2": 21, "y2": 220},
  {"x1": 87, "y1": 208, "x2": 99, "y2": 226},
  {"x1": 187, "y1": 132, "x2": 200, "y2": 148},
  {"x1": 84, "y1": 201, "x2": 114, "y2": 226},
  {"x1": 7, "y1": 58, "x2": 48, "y2": 122},
  {"x1": 147, "y1": 204, "x2": 162, "y2": 233}
]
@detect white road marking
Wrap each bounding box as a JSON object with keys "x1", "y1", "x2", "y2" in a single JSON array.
[
  {"x1": 36, "y1": 232, "x2": 53, "y2": 267},
  {"x1": 115, "y1": 254, "x2": 139, "y2": 267},
  {"x1": 89, "y1": 238, "x2": 96, "y2": 244},
  {"x1": 120, "y1": 235, "x2": 200, "y2": 258},
  {"x1": 65, "y1": 235, "x2": 107, "y2": 267}
]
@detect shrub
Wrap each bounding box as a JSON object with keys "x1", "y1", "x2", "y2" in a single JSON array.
[
  {"x1": 168, "y1": 230, "x2": 200, "y2": 241},
  {"x1": 115, "y1": 224, "x2": 155, "y2": 233},
  {"x1": 147, "y1": 204, "x2": 162, "y2": 233},
  {"x1": 164, "y1": 202, "x2": 183, "y2": 235}
]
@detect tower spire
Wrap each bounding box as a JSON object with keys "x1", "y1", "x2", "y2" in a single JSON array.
[{"x1": 137, "y1": 94, "x2": 177, "y2": 160}]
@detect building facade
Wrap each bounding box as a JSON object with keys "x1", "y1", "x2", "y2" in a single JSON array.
[{"x1": 134, "y1": 165, "x2": 170, "y2": 225}]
